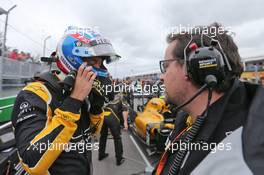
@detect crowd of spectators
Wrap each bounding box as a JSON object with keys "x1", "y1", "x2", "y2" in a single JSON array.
[
  {"x1": 0, "y1": 45, "x2": 37, "y2": 63},
  {"x1": 7, "y1": 49, "x2": 34, "y2": 62}
]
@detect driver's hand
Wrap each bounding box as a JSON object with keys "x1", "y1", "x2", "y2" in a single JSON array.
[{"x1": 70, "y1": 63, "x2": 97, "y2": 101}]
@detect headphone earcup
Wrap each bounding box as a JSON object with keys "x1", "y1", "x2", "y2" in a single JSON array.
[{"x1": 187, "y1": 47, "x2": 226, "y2": 86}]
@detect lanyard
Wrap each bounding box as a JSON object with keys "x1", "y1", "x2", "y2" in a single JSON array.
[{"x1": 155, "y1": 127, "x2": 189, "y2": 175}]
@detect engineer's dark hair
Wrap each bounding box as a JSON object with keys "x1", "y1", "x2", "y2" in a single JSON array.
[{"x1": 166, "y1": 22, "x2": 243, "y2": 92}]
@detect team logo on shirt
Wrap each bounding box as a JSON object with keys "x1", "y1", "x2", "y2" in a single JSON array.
[{"x1": 20, "y1": 101, "x2": 29, "y2": 110}]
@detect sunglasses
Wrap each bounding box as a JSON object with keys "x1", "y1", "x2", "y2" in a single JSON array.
[{"x1": 159, "y1": 59, "x2": 177, "y2": 73}]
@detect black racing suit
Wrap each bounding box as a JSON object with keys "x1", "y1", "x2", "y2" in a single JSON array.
[
  {"x1": 11, "y1": 71, "x2": 113, "y2": 175},
  {"x1": 98, "y1": 94, "x2": 129, "y2": 162}
]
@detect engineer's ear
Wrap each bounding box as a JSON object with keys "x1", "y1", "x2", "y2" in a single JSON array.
[{"x1": 185, "y1": 75, "x2": 191, "y2": 81}]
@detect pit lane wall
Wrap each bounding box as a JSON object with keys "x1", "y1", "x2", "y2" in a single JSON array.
[{"x1": 0, "y1": 56, "x2": 47, "y2": 122}]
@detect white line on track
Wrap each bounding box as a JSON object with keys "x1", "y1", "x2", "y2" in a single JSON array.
[{"x1": 129, "y1": 134, "x2": 153, "y2": 168}]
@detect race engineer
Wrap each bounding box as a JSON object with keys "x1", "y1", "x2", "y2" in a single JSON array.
[{"x1": 153, "y1": 23, "x2": 264, "y2": 175}]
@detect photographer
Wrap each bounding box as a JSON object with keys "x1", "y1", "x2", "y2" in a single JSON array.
[{"x1": 11, "y1": 27, "x2": 119, "y2": 175}]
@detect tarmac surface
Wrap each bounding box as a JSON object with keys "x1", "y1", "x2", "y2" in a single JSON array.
[{"x1": 92, "y1": 129, "x2": 161, "y2": 175}]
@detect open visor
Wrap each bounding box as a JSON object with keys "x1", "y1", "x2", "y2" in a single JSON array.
[{"x1": 72, "y1": 43, "x2": 121, "y2": 63}]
